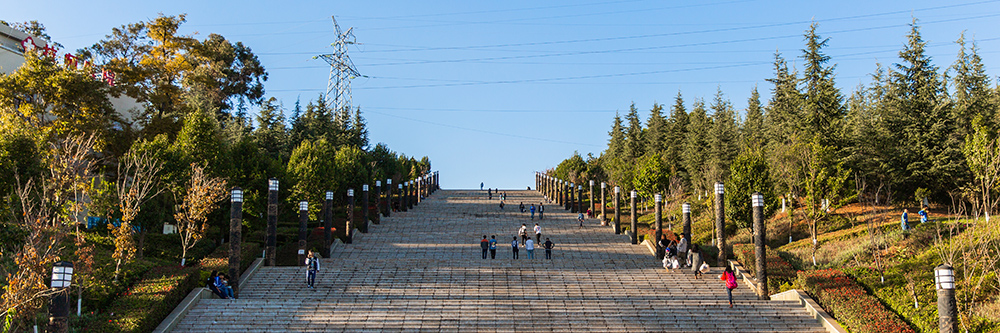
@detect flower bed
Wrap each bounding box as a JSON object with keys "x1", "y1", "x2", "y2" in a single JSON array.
[
  {"x1": 732, "y1": 243, "x2": 796, "y2": 295},
  {"x1": 797, "y1": 269, "x2": 915, "y2": 333}
]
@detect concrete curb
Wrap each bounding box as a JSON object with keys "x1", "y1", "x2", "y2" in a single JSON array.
[
  {"x1": 153, "y1": 258, "x2": 264, "y2": 333},
  {"x1": 771, "y1": 289, "x2": 848, "y2": 333},
  {"x1": 327, "y1": 238, "x2": 343, "y2": 258}
]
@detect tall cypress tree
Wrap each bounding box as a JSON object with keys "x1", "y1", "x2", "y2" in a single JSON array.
[
  {"x1": 645, "y1": 103, "x2": 668, "y2": 156},
  {"x1": 624, "y1": 102, "x2": 645, "y2": 161},
  {"x1": 800, "y1": 22, "x2": 845, "y2": 148}
]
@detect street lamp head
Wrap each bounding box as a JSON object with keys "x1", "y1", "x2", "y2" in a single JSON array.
[
  {"x1": 601, "y1": 182, "x2": 606, "y2": 189},
  {"x1": 348, "y1": 189, "x2": 354, "y2": 197},
  {"x1": 614, "y1": 186, "x2": 620, "y2": 194},
  {"x1": 398, "y1": 184, "x2": 402, "y2": 189},
  {"x1": 715, "y1": 182, "x2": 725, "y2": 194},
  {"x1": 387, "y1": 178, "x2": 392, "y2": 185},
  {"x1": 51, "y1": 261, "x2": 73, "y2": 288},
  {"x1": 326, "y1": 191, "x2": 334, "y2": 200},
  {"x1": 630, "y1": 190, "x2": 637, "y2": 198},
  {"x1": 231, "y1": 187, "x2": 243, "y2": 203},
  {"x1": 268, "y1": 178, "x2": 279, "y2": 191},
  {"x1": 935, "y1": 264, "x2": 955, "y2": 290},
  {"x1": 752, "y1": 193, "x2": 764, "y2": 207},
  {"x1": 376, "y1": 180, "x2": 382, "y2": 187},
  {"x1": 655, "y1": 194, "x2": 662, "y2": 203},
  {"x1": 363, "y1": 184, "x2": 369, "y2": 191},
  {"x1": 299, "y1": 201, "x2": 308, "y2": 211},
  {"x1": 590, "y1": 180, "x2": 595, "y2": 186},
  {"x1": 682, "y1": 203, "x2": 691, "y2": 214}
]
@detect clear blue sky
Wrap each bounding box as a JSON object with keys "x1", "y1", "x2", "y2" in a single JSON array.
[{"x1": 8, "y1": 1, "x2": 1000, "y2": 189}]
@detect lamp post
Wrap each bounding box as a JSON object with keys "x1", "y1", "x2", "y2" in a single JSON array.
[
  {"x1": 682, "y1": 203, "x2": 692, "y2": 254},
  {"x1": 400, "y1": 182, "x2": 408, "y2": 212},
  {"x1": 324, "y1": 191, "x2": 333, "y2": 254},
  {"x1": 630, "y1": 190, "x2": 638, "y2": 245},
  {"x1": 49, "y1": 261, "x2": 73, "y2": 333},
  {"x1": 589, "y1": 180, "x2": 595, "y2": 219},
  {"x1": 936, "y1": 265, "x2": 957, "y2": 333},
  {"x1": 654, "y1": 194, "x2": 663, "y2": 259},
  {"x1": 715, "y1": 182, "x2": 727, "y2": 265},
  {"x1": 298, "y1": 201, "x2": 308, "y2": 265},
  {"x1": 397, "y1": 184, "x2": 403, "y2": 213},
  {"x1": 376, "y1": 180, "x2": 383, "y2": 217},
  {"x1": 752, "y1": 193, "x2": 768, "y2": 299},
  {"x1": 385, "y1": 179, "x2": 392, "y2": 217},
  {"x1": 601, "y1": 182, "x2": 607, "y2": 226},
  {"x1": 362, "y1": 184, "x2": 370, "y2": 229},
  {"x1": 577, "y1": 185, "x2": 583, "y2": 215},
  {"x1": 614, "y1": 186, "x2": 621, "y2": 234},
  {"x1": 569, "y1": 182, "x2": 576, "y2": 212},
  {"x1": 229, "y1": 188, "x2": 243, "y2": 297},
  {"x1": 266, "y1": 178, "x2": 278, "y2": 266}
]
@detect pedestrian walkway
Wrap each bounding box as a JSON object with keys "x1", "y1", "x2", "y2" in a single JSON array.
[{"x1": 171, "y1": 190, "x2": 825, "y2": 332}]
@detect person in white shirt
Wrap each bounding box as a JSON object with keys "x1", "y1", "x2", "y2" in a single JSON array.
[
  {"x1": 676, "y1": 233, "x2": 689, "y2": 267},
  {"x1": 533, "y1": 223, "x2": 542, "y2": 243}
]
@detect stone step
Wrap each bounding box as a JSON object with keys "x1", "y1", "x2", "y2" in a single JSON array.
[{"x1": 170, "y1": 190, "x2": 825, "y2": 332}]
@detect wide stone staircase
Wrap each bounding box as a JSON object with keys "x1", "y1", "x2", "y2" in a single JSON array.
[{"x1": 170, "y1": 190, "x2": 826, "y2": 332}]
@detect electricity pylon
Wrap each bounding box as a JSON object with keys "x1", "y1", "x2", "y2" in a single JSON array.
[{"x1": 316, "y1": 16, "x2": 362, "y2": 115}]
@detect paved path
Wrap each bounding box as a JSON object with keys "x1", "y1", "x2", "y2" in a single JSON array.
[{"x1": 172, "y1": 190, "x2": 825, "y2": 332}]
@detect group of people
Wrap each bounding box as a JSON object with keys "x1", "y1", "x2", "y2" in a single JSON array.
[
  {"x1": 900, "y1": 205, "x2": 930, "y2": 231},
  {"x1": 207, "y1": 271, "x2": 236, "y2": 299},
  {"x1": 487, "y1": 188, "x2": 506, "y2": 201},
  {"x1": 480, "y1": 223, "x2": 554, "y2": 259},
  {"x1": 517, "y1": 202, "x2": 544, "y2": 219}
]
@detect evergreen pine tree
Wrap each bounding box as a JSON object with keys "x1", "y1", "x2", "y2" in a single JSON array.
[
  {"x1": 742, "y1": 86, "x2": 766, "y2": 151},
  {"x1": 606, "y1": 112, "x2": 626, "y2": 161},
  {"x1": 884, "y1": 21, "x2": 964, "y2": 197},
  {"x1": 645, "y1": 103, "x2": 668, "y2": 156},
  {"x1": 952, "y1": 33, "x2": 996, "y2": 136},
  {"x1": 800, "y1": 22, "x2": 845, "y2": 147},
  {"x1": 683, "y1": 99, "x2": 711, "y2": 193},
  {"x1": 624, "y1": 102, "x2": 645, "y2": 161},
  {"x1": 765, "y1": 52, "x2": 804, "y2": 144},
  {"x1": 708, "y1": 88, "x2": 739, "y2": 182},
  {"x1": 666, "y1": 92, "x2": 689, "y2": 176}
]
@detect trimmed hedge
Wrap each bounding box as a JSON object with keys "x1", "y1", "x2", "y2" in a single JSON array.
[
  {"x1": 797, "y1": 269, "x2": 915, "y2": 333},
  {"x1": 732, "y1": 243, "x2": 796, "y2": 295}
]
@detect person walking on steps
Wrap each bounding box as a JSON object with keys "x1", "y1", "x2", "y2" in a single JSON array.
[
  {"x1": 530, "y1": 204, "x2": 536, "y2": 220},
  {"x1": 500, "y1": 200, "x2": 505, "y2": 210},
  {"x1": 677, "y1": 233, "x2": 689, "y2": 267},
  {"x1": 543, "y1": 238, "x2": 554, "y2": 259},
  {"x1": 720, "y1": 266, "x2": 738, "y2": 308},
  {"x1": 690, "y1": 244, "x2": 705, "y2": 279},
  {"x1": 511, "y1": 237, "x2": 520, "y2": 259},
  {"x1": 534, "y1": 223, "x2": 542, "y2": 243},
  {"x1": 480, "y1": 235, "x2": 490, "y2": 259},
  {"x1": 578, "y1": 212, "x2": 585, "y2": 227},
  {"x1": 305, "y1": 250, "x2": 320, "y2": 289},
  {"x1": 489, "y1": 189, "x2": 492, "y2": 200},
  {"x1": 525, "y1": 238, "x2": 535, "y2": 259},
  {"x1": 481, "y1": 182, "x2": 484, "y2": 190},
  {"x1": 489, "y1": 235, "x2": 498, "y2": 259},
  {"x1": 519, "y1": 202, "x2": 525, "y2": 213},
  {"x1": 539, "y1": 203, "x2": 544, "y2": 220}
]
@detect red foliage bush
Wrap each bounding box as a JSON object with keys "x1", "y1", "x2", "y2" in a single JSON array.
[{"x1": 797, "y1": 269, "x2": 915, "y2": 333}]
